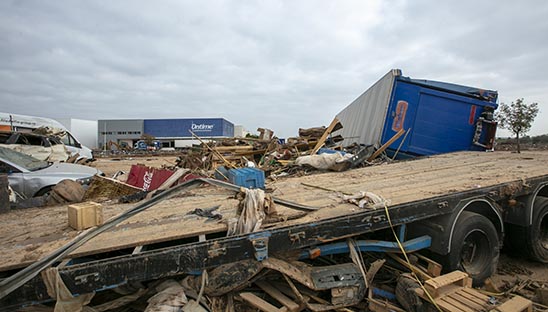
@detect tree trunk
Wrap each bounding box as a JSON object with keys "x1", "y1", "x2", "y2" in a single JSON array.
[{"x1": 517, "y1": 132, "x2": 521, "y2": 153}]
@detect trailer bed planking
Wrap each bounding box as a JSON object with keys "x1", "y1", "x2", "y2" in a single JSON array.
[{"x1": 1, "y1": 151, "x2": 548, "y2": 308}]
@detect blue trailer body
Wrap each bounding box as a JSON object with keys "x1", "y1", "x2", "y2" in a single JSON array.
[
  {"x1": 143, "y1": 118, "x2": 234, "y2": 138},
  {"x1": 335, "y1": 69, "x2": 498, "y2": 157}
]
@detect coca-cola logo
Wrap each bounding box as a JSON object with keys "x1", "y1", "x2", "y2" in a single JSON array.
[
  {"x1": 191, "y1": 123, "x2": 214, "y2": 131},
  {"x1": 143, "y1": 171, "x2": 154, "y2": 191}
]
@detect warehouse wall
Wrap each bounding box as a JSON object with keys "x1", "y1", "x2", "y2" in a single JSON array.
[
  {"x1": 56, "y1": 118, "x2": 98, "y2": 149},
  {"x1": 98, "y1": 119, "x2": 144, "y2": 149}
]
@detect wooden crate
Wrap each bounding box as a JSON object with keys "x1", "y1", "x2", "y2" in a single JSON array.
[
  {"x1": 68, "y1": 201, "x2": 103, "y2": 231},
  {"x1": 490, "y1": 296, "x2": 532, "y2": 312},
  {"x1": 416, "y1": 271, "x2": 532, "y2": 312}
]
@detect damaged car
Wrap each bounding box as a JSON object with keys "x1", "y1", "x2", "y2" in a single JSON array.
[
  {"x1": 0, "y1": 131, "x2": 70, "y2": 162},
  {"x1": 0, "y1": 146, "x2": 100, "y2": 198}
]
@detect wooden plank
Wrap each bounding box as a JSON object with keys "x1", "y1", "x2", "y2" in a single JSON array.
[
  {"x1": 441, "y1": 296, "x2": 475, "y2": 312},
  {"x1": 368, "y1": 298, "x2": 406, "y2": 312},
  {"x1": 491, "y1": 295, "x2": 532, "y2": 312},
  {"x1": 213, "y1": 145, "x2": 254, "y2": 152},
  {"x1": 460, "y1": 287, "x2": 491, "y2": 301},
  {"x1": 415, "y1": 253, "x2": 442, "y2": 277},
  {"x1": 57, "y1": 258, "x2": 71, "y2": 269},
  {"x1": 367, "y1": 128, "x2": 405, "y2": 161},
  {"x1": 387, "y1": 254, "x2": 432, "y2": 281},
  {"x1": 132, "y1": 245, "x2": 144, "y2": 255},
  {"x1": 449, "y1": 291, "x2": 488, "y2": 310},
  {"x1": 256, "y1": 281, "x2": 300, "y2": 312},
  {"x1": 435, "y1": 298, "x2": 463, "y2": 312},
  {"x1": 311, "y1": 118, "x2": 340, "y2": 154},
  {"x1": 453, "y1": 289, "x2": 490, "y2": 307},
  {"x1": 368, "y1": 288, "x2": 406, "y2": 312},
  {"x1": 240, "y1": 292, "x2": 288, "y2": 312}
]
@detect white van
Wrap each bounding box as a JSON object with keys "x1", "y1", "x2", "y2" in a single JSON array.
[{"x1": 0, "y1": 112, "x2": 93, "y2": 160}]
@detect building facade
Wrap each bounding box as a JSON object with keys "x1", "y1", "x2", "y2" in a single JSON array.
[{"x1": 98, "y1": 118, "x2": 234, "y2": 149}]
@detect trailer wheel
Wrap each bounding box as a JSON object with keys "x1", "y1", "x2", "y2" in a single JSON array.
[
  {"x1": 526, "y1": 197, "x2": 548, "y2": 263},
  {"x1": 395, "y1": 273, "x2": 423, "y2": 312},
  {"x1": 447, "y1": 211, "x2": 499, "y2": 286}
]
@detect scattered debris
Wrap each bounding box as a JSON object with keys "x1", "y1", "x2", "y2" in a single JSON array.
[
  {"x1": 46, "y1": 179, "x2": 85, "y2": 205},
  {"x1": 339, "y1": 191, "x2": 388, "y2": 209},
  {"x1": 187, "y1": 205, "x2": 222, "y2": 221},
  {"x1": 228, "y1": 188, "x2": 275, "y2": 235},
  {"x1": 83, "y1": 175, "x2": 142, "y2": 202}
]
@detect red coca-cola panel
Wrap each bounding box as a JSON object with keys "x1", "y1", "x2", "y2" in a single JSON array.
[{"x1": 126, "y1": 164, "x2": 174, "y2": 191}]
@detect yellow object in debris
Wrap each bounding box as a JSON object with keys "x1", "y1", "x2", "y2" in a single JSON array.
[{"x1": 68, "y1": 201, "x2": 103, "y2": 231}]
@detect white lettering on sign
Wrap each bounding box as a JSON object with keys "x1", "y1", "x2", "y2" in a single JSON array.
[
  {"x1": 191, "y1": 123, "x2": 214, "y2": 131},
  {"x1": 143, "y1": 171, "x2": 154, "y2": 191}
]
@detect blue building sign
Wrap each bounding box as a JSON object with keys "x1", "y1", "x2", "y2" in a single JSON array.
[{"x1": 143, "y1": 118, "x2": 234, "y2": 138}]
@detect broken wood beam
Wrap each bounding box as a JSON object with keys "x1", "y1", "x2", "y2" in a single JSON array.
[
  {"x1": 311, "y1": 118, "x2": 340, "y2": 155},
  {"x1": 367, "y1": 128, "x2": 405, "y2": 161},
  {"x1": 213, "y1": 145, "x2": 254, "y2": 152},
  {"x1": 240, "y1": 292, "x2": 289, "y2": 312},
  {"x1": 387, "y1": 253, "x2": 432, "y2": 281},
  {"x1": 255, "y1": 281, "x2": 300, "y2": 312}
]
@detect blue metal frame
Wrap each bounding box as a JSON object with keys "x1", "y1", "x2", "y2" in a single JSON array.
[{"x1": 299, "y1": 231, "x2": 431, "y2": 260}]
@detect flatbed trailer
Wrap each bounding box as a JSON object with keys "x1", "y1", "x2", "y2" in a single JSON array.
[{"x1": 1, "y1": 151, "x2": 548, "y2": 309}]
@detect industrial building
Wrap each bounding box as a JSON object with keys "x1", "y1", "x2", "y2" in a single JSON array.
[{"x1": 98, "y1": 118, "x2": 235, "y2": 149}]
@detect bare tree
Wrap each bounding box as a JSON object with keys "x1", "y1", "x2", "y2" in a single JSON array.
[{"x1": 497, "y1": 98, "x2": 539, "y2": 153}]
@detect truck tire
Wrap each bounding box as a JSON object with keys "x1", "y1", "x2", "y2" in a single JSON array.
[
  {"x1": 446, "y1": 211, "x2": 499, "y2": 286},
  {"x1": 526, "y1": 197, "x2": 548, "y2": 263},
  {"x1": 395, "y1": 273, "x2": 423, "y2": 312}
]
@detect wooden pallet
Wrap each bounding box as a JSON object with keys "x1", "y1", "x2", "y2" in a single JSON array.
[
  {"x1": 239, "y1": 281, "x2": 303, "y2": 312},
  {"x1": 490, "y1": 296, "x2": 532, "y2": 312},
  {"x1": 416, "y1": 271, "x2": 532, "y2": 312}
]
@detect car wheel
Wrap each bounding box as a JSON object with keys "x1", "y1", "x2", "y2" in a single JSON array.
[{"x1": 34, "y1": 186, "x2": 53, "y2": 197}]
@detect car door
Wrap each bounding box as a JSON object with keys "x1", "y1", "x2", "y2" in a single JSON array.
[{"x1": 0, "y1": 160, "x2": 25, "y2": 197}]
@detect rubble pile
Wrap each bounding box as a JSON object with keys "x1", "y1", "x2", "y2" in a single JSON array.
[{"x1": 2, "y1": 120, "x2": 547, "y2": 312}]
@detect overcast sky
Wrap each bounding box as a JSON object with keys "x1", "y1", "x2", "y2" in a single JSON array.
[{"x1": 1, "y1": 1, "x2": 547, "y2": 138}]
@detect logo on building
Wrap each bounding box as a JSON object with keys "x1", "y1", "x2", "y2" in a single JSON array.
[{"x1": 191, "y1": 123, "x2": 214, "y2": 132}]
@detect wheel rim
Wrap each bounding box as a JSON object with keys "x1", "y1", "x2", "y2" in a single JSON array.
[
  {"x1": 541, "y1": 212, "x2": 548, "y2": 250},
  {"x1": 460, "y1": 229, "x2": 491, "y2": 274}
]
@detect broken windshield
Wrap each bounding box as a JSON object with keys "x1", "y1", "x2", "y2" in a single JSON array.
[{"x1": 0, "y1": 147, "x2": 50, "y2": 171}]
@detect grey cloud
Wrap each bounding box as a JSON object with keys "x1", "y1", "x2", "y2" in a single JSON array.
[{"x1": 1, "y1": 0, "x2": 547, "y2": 138}]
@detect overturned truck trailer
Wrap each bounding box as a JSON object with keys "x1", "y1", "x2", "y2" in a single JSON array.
[{"x1": 334, "y1": 69, "x2": 498, "y2": 157}]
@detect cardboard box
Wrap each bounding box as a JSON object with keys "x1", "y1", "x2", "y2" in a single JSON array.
[{"x1": 68, "y1": 201, "x2": 103, "y2": 230}]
